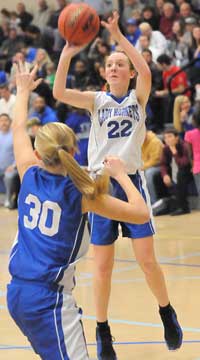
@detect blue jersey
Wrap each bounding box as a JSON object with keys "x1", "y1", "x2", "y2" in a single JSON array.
[{"x1": 9, "y1": 166, "x2": 87, "y2": 289}]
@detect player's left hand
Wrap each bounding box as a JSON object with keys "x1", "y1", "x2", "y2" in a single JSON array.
[{"x1": 101, "y1": 11, "x2": 121, "y2": 43}]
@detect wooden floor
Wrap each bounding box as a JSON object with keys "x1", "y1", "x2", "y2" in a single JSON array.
[{"x1": 0, "y1": 206, "x2": 200, "y2": 360}]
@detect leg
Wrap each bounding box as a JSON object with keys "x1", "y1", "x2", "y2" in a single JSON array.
[
  {"x1": 93, "y1": 244, "x2": 117, "y2": 360},
  {"x1": 132, "y1": 236, "x2": 169, "y2": 306},
  {"x1": 3, "y1": 169, "x2": 19, "y2": 209},
  {"x1": 93, "y1": 244, "x2": 115, "y2": 322},
  {"x1": 132, "y1": 236, "x2": 183, "y2": 350}
]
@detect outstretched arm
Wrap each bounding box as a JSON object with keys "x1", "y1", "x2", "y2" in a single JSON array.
[
  {"x1": 101, "y1": 11, "x2": 151, "y2": 109},
  {"x1": 53, "y1": 43, "x2": 95, "y2": 112},
  {"x1": 12, "y1": 63, "x2": 42, "y2": 181}
]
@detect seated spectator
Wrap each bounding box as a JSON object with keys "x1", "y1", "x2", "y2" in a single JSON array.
[
  {"x1": 0, "y1": 113, "x2": 19, "y2": 209},
  {"x1": 16, "y1": 2, "x2": 33, "y2": 31},
  {"x1": 9, "y1": 51, "x2": 31, "y2": 91},
  {"x1": 33, "y1": 47, "x2": 53, "y2": 78},
  {"x1": 142, "y1": 48, "x2": 163, "y2": 132},
  {"x1": 184, "y1": 107, "x2": 200, "y2": 196},
  {"x1": 141, "y1": 6, "x2": 160, "y2": 30},
  {"x1": 29, "y1": 95, "x2": 58, "y2": 125},
  {"x1": 161, "y1": 127, "x2": 192, "y2": 215},
  {"x1": 64, "y1": 108, "x2": 91, "y2": 166},
  {"x1": 167, "y1": 19, "x2": 189, "y2": 66},
  {"x1": 159, "y1": 2, "x2": 179, "y2": 40},
  {"x1": 71, "y1": 59, "x2": 91, "y2": 90},
  {"x1": 156, "y1": 54, "x2": 190, "y2": 97},
  {"x1": 124, "y1": 18, "x2": 141, "y2": 46},
  {"x1": 173, "y1": 95, "x2": 194, "y2": 135},
  {"x1": 0, "y1": 27, "x2": 25, "y2": 72},
  {"x1": 27, "y1": 117, "x2": 42, "y2": 148},
  {"x1": 135, "y1": 22, "x2": 168, "y2": 59},
  {"x1": 155, "y1": 54, "x2": 191, "y2": 123},
  {"x1": 142, "y1": 130, "x2": 164, "y2": 204},
  {"x1": 0, "y1": 74, "x2": 16, "y2": 118},
  {"x1": 31, "y1": 0, "x2": 52, "y2": 33},
  {"x1": 44, "y1": 63, "x2": 56, "y2": 90},
  {"x1": 179, "y1": 2, "x2": 199, "y2": 23},
  {"x1": 122, "y1": 0, "x2": 144, "y2": 27}
]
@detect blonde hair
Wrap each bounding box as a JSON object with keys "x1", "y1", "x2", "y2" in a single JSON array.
[
  {"x1": 35, "y1": 122, "x2": 109, "y2": 199},
  {"x1": 173, "y1": 95, "x2": 190, "y2": 132}
]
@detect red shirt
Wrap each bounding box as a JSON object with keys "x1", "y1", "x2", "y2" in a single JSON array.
[{"x1": 163, "y1": 66, "x2": 190, "y2": 96}]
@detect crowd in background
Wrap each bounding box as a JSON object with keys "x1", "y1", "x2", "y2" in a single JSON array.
[{"x1": 0, "y1": 0, "x2": 200, "y2": 214}]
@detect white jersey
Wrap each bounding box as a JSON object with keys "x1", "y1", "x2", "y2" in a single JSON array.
[{"x1": 88, "y1": 90, "x2": 146, "y2": 174}]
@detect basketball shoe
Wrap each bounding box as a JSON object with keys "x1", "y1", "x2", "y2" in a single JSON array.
[
  {"x1": 159, "y1": 304, "x2": 183, "y2": 350},
  {"x1": 96, "y1": 325, "x2": 117, "y2": 360}
]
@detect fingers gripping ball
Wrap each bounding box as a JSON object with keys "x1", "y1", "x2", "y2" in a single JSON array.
[{"x1": 58, "y1": 3, "x2": 100, "y2": 46}]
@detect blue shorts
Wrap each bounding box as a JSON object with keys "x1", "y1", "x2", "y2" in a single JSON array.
[
  {"x1": 7, "y1": 278, "x2": 89, "y2": 360},
  {"x1": 89, "y1": 171, "x2": 155, "y2": 245}
]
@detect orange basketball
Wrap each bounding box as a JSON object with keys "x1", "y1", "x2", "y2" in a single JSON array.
[{"x1": 58, "y1": 3, "x2": 100, "y2": 46}]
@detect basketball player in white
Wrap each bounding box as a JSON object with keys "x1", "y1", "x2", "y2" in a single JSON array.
[{"x1": 53, "y1": 11, "x2": 183, "y2": 360}]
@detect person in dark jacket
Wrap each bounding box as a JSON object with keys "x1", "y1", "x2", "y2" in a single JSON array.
[{"x1": 161, "y1": 128, "x2": 192, "y2": 215}]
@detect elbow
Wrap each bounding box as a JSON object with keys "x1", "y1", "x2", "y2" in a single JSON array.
[
  {"x1": 53, "y1": 86, "x2": 63, "y2": 101},
  {"x1": 52, "y1": 87, "x2": 59, "y2": 100},
  {"x1": 139, "y1": 208, "x2": 150, "y2": 224}
]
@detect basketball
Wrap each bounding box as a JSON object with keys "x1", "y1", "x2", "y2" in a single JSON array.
[{"x1": 58, "y1": 3, "x2": 100, "y2": 46}]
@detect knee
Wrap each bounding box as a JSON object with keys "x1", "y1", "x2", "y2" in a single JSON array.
[
  {"x1": 94, "y1": 259, "x2": 114, "y2": 278},
  {"x1": 138, "y1": 258, "x2": 158, "y2": 276}
]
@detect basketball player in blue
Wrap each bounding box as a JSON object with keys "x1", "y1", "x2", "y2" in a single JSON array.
[
  {"x1": 53, "y1": 11, "x2": 183, "y2": 360},
  {"x1": 7, "y1": 63, "x2": 150, "y2": 360}
]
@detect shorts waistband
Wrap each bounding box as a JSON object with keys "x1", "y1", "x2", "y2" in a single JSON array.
[{"x1": 11, "y1": 277, "x2": 64, "y2": 292}]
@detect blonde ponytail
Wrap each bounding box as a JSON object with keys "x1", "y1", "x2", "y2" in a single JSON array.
[
  {"x1": 58, "y1": 149, "x2": 109, "y2": 199},
  {"x1": 35, "y1": 122, "x2": 109, "y2": 199}
]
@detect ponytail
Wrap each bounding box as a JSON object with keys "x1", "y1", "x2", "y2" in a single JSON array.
[{"x1": 58, "y1": 149, "x2": 109, "y2": 199}]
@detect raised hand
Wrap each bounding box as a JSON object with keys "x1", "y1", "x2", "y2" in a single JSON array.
[
  {"x1": 101, "y1": 11, "x2": 121, "y2": 43},
  {"x1": 61, "y1": 41, "x2": 86, "y2": 58},
  {"x1": 15, "y1": 62, "x2": 42, "y2": 93}
]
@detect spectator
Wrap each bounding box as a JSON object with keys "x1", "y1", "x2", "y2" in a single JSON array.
[
  {"x1": 141, "y1": 6, "x2": 160, "y2": 30},
  {"x1": 155, "y1": 54, "x2": 190, "y2": 123},
  {"x1": 179, "y1": 2, "x2": 199, "y2": 23},
  {"x1": 161, "y1": 128, "x2": 192, "y2": 215},
  {"x1": 33, "y1": 47, "x2": 53, "y2": 78},
  {"x1": 27, "y1": 116, "x2": 42, "y2": 148},
  {"x1": 29, "y1": 95, "x2": 58, "y2": 125},
  {"x1": 135, "y1": 22, "x2": 168, "y2": 59},
  {"x1": 16, "y1": 2, "x2": 33, "y2": 31},
  {"x1": 156, "y1": 54, "x2": 190, "y2": 96},
  {"x1": 142, "y1": 48, "x2": 163, "y2": 132},
  {"x1": 142, "y1": 130, "x2": 164, "y2": 204},
  {"x1": 31, "y1": 0, "x2": 52, "y2": 33},
  {"x1": 122, "y1": 0, "x2": 144, "y2": 26},
  {"x1": 65, "y1": 108, "x2": 91, "y2": 166},
  {"x1": 184, "y1": 107, "x2": 200, "y2": 196},
  {"x1": 173, "y1": 95, "x2": 194, "y2": 135},
  {"x1": 167, "y1": 19, "x2": 189, "y2": 66},
  {"x1": 0, "y1": 27, "x2": 25, "y2": 71},
  {"x1": 0, "y1": 74, "x2": 16, "y2": 118},
  {"x1": 159, "y1": 2, "x2": 179, "y2": 40},
  {"x1": 124, "y1": 18, "x2": 141, "y2": 46},
  {"x1": 0, "y1": 113, "x2": 19, "y2": 209},
  {"x1": 9, "y1": 51, "x2": 31, "y2": 91},
  {"x1": 71, "y1": 59, "x2": 91, "y2": 90}
]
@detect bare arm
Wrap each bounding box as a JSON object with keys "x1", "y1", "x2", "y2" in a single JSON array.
[
  {"x1": 53, "y1": 43, "x2": 95, "y2": 112},
  {"x1": 82, "y1": 157, "x2": 150, "y2": 224},
  {"x1": 101, "y1": 11, "x2": 151, "y2": 109},
  {"x1": 12, "y1": 64, "x2": 42, "y2": 181}
]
